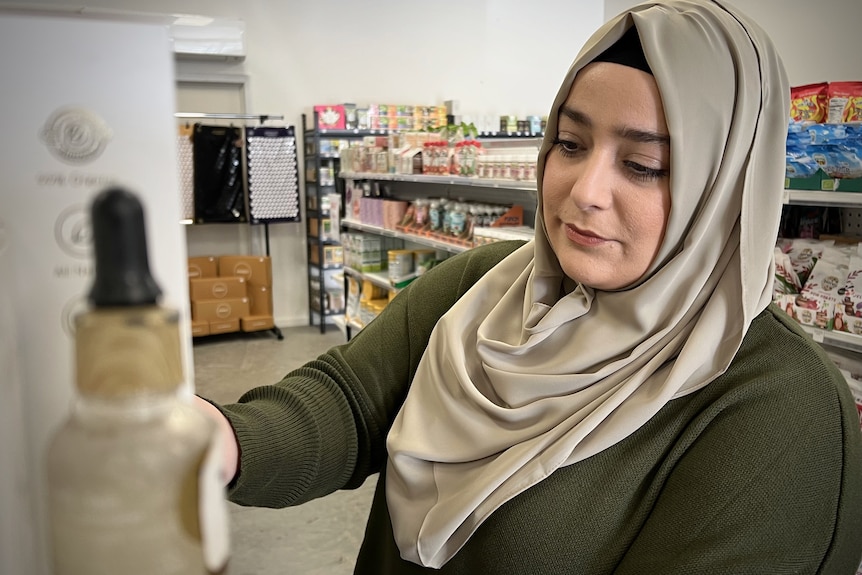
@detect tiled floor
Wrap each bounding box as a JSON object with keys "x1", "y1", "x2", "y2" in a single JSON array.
[{"x1": 193, "y1": 325, "x2": 377, "y2": 575}]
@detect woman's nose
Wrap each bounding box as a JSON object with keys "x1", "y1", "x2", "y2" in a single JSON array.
[{"x1": 569, "y1": 150, "x2": 613, "y2": 210}]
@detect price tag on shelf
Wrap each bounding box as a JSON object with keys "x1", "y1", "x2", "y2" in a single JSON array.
[{"x1": 812, "y1": 330, "x2": 825, "y2": 343}]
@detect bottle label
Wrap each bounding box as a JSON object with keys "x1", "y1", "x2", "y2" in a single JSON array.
[{"x1": 199, "y1": 433, "x2": 231, "y2": 572}]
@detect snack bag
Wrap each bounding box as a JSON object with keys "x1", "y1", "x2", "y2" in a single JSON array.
[
  {"x1": 827, "y1": 81, "x2": 862, "y2": 123},
  {"x1": 838, "y1": 256, "x2": 862, "y2": 334},
  {"x1": 815, "y1": 142, "x2": 862, "y2": 179},
  {"x1": 800, "y1": 255, "x2": 849, "y2": 305},
  {"x1": 786, "y1": 145, "x2": 821, "y2": 178},
  {"x1": 774, "y1": 246, "x2": 801, "y2": 295},
  {"x1": 790, "y1": 83, "x2": 829, "y2": 123},
  {"x1": 807, "y1": 123, "x2": 851, "y2": 145},
  {"x1": 792, "y1": 296, "x2": 834, "y2": 330},
  {"x1": 786, "y1": 238, "x2": 832, "y2": 285}
]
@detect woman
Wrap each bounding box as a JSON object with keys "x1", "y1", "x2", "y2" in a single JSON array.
[{"x1": 198, "y1": 0, "x2": 862, "y2": 572}]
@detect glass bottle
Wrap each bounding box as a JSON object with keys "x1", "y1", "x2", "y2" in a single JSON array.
[{"x1": 46, "y1": 188, "x2": 230, "y2": 575}]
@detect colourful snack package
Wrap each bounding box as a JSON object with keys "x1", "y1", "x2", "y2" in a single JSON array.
[
  {"x1": 838, "y1": 256, "x2": 862, "y2": 334},
  {"x1": 827, "y1": 81, "x2": 862, "y2": 123},
  {"x1": 791, "y1": 83, "x2": 829, "y2": 123},
  {"x1": 774, "y1": 246, "x2": 801, "y2": 295},
  {"x1": 815, "y1": 142, "x2": 862, "y2": 179},
  {"x1": 786, "y1": 145, "x2": 821, "y2": 178},
  {"x1": 786, "y1": 238, "x2": 833, "y2": 286}
]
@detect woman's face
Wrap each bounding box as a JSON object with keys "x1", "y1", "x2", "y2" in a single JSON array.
[{"x1": 542, "y1": 61, "x2": 671, "y2": 290}]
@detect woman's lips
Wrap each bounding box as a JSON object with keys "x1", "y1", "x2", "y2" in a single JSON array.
[{"x1": 565, "y1": 224, "x2": 609, "y2": 246}]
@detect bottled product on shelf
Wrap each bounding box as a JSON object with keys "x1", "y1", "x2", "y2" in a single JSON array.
[
  {"x1": 46, "y1": 188, "x2": 229, "y2": 575},
  {"x1": 339, "y1": 129, "x2": 540, "y2": 183}
]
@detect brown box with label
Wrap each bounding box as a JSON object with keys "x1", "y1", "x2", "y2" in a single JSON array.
[
  {"x1": 241, "y1": 315, "x2": 275, "y2": 333},
  {"x1": 192, "y1": 297, "x2": 250, "y2": 323},
  {"x1": 248, "y1": 285, "x2": 273, "y2": 316},
  {"x1": 191, "y1": 320, "x2": 210, "y2": 338},
  {"x1": 209, "y1": 318, "x2": 241, "y2": 335},
  {"x1": 188, "y1": 256, "x2": 218, "y2": 279},
  {"x1": 189, "y1": 277, "x2": 247, "y2": 301},
  {"x1": 218, "y1": 255, "x2": 272, "y2": 288}
]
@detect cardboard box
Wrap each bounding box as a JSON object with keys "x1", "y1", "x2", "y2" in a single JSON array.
[
  {"x1": 309, "y1": 245, "x2": 343, "y2": 268},
  {"x1": 241, "y1": 315, "x2": 275, "y2": 333},
  {"x1": 192, "y1": 297, "x2": 250, "y2": 322},
  {"x1": 785, "y1": 169, "x2": 862, "y2": 192},
  {"x1": 191, "y1": 320, "x2": 210, "y2": 338},
  {"x1": 209, "y1": 318, "x2": 241, "y2": 335},
  {"x1": 189, "y1": 276, "x2": 247, "y2": 301},
  {"x1": 218, "y1": 255, "x2": 272, "y2": 287},
  {"x1": 383, "y1": 200, "x2": 409, "y2": 230},
  {"x1": 188, "y1": 256, "x2": 218, "y2": 279},
  {"x1": 248, "y1": 285, "x2": 273, "y2": 316},
  {"x1": 309, "y1": 217, "x2": 334, "y2": 241}
]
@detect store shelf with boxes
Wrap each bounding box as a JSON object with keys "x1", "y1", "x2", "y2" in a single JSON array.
[
  {"x1": 334, "y1": 127, "x2": 542, "y2": 339},
  {"x1": 777, "y1": 83, "x2": 862, "y2": 425},
  {"x1": 302, "y1": 102, "x2": 548, "y2": 334},
  {"x1": 302, "y1": 106, "x2": 400, "y2": 333},
  {"x1": 186, "y1": 254, "x2": 277, "y2": 340}
]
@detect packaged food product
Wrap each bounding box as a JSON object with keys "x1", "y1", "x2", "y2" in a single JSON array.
[
  {"x1": 790, "y1": 83, "x2": 828, "y2": 123},
  {"x1": 827, "y1": 81, "x2": 862, "y2": 123}
]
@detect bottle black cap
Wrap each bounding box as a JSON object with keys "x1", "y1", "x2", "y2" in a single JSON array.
[{"x1": 88, "y1": 187, "x2": 162, "y2": 307}]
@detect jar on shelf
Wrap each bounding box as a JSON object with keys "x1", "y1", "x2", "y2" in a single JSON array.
[
  {"x1": 449, "y1": 202, "x2": 467, "y2": 238},
  {"x1": 413, "y1": 198, "x2": 429, "y2": 227},
  {"x1": 429, "y1": 199, "x2": 442, "y2": 231},
  {"x1": 526, "y1": 156, "x2": 537, "y2": 181},
  {"x1": 502, "y1": 156, "x2": 513, "y2": 180}
]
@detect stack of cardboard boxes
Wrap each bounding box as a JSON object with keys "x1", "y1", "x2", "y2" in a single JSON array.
[{"x1": 187, "y1": 255, "x2": 275, "y2": 337}]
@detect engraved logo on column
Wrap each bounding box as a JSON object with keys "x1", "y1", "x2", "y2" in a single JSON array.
[
  {"x1": 61, "y1": 294, "x2": 89, "y2": 338},
  {"x1": 41, "y1": 107, "x2": 112, "y2": 165},
  {"x1": 55, "y1": 204, "x2": 92, "y2": 259}
]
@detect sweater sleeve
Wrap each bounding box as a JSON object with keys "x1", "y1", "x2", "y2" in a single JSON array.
[
  {"x1": 614, "y1": 311, "x2": 862, "y2": 575},
  {"x1": 213, "y1": 241, "x2": 525, "y2": 509}
]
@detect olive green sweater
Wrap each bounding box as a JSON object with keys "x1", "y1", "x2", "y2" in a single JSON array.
[{"x1": 218, "y1": 241, "x2": 862, "y2": 574}]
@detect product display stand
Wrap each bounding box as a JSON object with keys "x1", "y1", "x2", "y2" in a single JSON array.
[
  {"x1": 302, "y1": 112, "x2": 381, "y2": 333},
  {"x1": 177, "y1": 112, "x2": 293, "y2": 341}
]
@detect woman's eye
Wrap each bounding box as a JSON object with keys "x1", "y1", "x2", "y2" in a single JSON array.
[
  {"x1": 624, "y1": 161, "x2": 669, "y2": 183},
  {"x1": 552, "y1": 137, "x2": 580, "y2": 157}
]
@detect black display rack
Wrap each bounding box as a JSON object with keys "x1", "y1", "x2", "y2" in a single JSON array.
[{"x1": 178, "y1": 112, "x2": 295, "y2": 341}]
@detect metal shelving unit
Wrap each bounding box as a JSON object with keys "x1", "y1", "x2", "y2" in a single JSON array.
[
  {"x1": 302, "y1": 112, "x2": 374, "y2": 333},
  {"x1": 340, "y1": 171, "x2": 537, "y2": 192},
  {"x1": 342, "y1": 219, "x2": 470, "y2": 255}
]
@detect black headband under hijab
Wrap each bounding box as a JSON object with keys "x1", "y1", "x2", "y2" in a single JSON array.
[{"x1": 592, "y1": 26, "x2": 653, "y2": 75}]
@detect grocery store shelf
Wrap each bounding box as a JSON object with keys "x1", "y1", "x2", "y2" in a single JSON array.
[
  {"x1": 782, "y1": 190, "x2": 862, "y2": 208},
  {"x1": 306, "y1": 128, "x2": 543, "y2": 140},
  {"x1": 800, "y1": 325, "x2": 862, "y2": 354},
  {"x1": 341, "y1": 219, "x2": 470, "y2": 254},
  {"x1": 344, "y1": 266, "x2": 395, "y2": 292},
  {"x1": 341, "y1": 171, "x2": 537, "y2": 192}
]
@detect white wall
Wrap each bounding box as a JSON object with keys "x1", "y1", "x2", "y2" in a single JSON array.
[
  {"x1": 16, "y1": 0, "x2": 604, "y2": 327},
  {"x1": 604, "y1": 0, "x2": 862, "y2": 86}
]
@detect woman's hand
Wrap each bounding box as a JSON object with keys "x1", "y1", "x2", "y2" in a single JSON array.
[{"x1": 192, "y1": 395, "x2": 240, "y2": 486}]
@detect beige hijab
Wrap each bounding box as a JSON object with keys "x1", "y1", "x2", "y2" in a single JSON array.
[{"x1": 386, "y1": 0, "x2": 790, "y2": 568}]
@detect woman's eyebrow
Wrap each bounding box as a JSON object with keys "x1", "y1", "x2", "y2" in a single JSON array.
[
  {"x1": 560, "y1": 105, "x2": 591, "y2": 128},
  {"x1": 617, "y1": 127, "x2": 670, "y2": 146},
  {"x1": 559, "y1": 105, "x2": 670, "y2": 147}
]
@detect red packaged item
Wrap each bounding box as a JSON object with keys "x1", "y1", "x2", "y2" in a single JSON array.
[
  {"x1": 827, "y1": 81, "x2": 862, "y2": 123},
  {"x1": 790, "y1": 83, "x2": 828, "y2": 123},
  {"x1": 313, "y1": 105, "x2": 346, "y2": 130}
]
